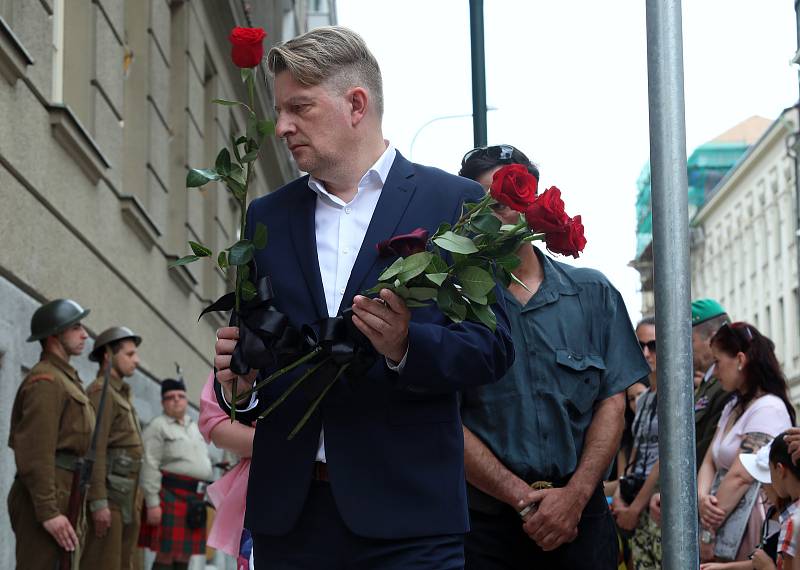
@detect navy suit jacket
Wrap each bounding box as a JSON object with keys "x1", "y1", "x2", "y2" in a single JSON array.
[{"x1": 218, "y1": 152, "x2": 514, "y2": 539}]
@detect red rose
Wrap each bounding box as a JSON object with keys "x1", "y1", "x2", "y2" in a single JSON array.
[
  {"x1": 490, "y1": 164, "x2": 538, "y2": 212},
  {"x1": 377, "y1": 228, "x2": 429, "y2": 258},
  {"x1": 525, "y1": 186, "x2": 569, "y2": 233},
  {"x1": 545, "y1": 215, "x2": 587, "y2": 258},
  {"x1": 229, "y1": 27, "x2": 267, "y2": 69}
]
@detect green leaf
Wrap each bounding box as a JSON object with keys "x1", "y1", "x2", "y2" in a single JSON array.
[
  {"x1": 407, "y1": 287, "x2": 438, "y2": 301},
  {"x1": 257, "y1": 119, "x2": 275, "y2": 138},
  {"x1": 457, "y1": 266, "x2": 496, "y2": 301},
  {"x1": 363, "y1": 282, "x2": 393, "y2": 296},
  {"x1": 169, "y1": 255, "x2": 199, "y2": 267},
  {"x1": 496, "y1": 254, "x2": 521, "y2": 272},
  {"x1": 432, "y1": 222, "x2": 452, "y2": 239},
  {"x1": 468, "y1": 302, "x2": 497, "y2": 331},
  {"x1": 215, "y1": 148, "x2": 232, "y2": 176},
  {"x1": 188, "y1": 241, "x2": 212, "y2": 257},
  {"x1": 437, "y1": 286, "x2": 467, "y2": 322},
  {"x1": 239, "y1": 264, "x2": 250, "y2": 281},
  {"x1": 241, "y1": 279, "x2": 257, "y2": 301},
  {"x1": 230, "y1": 135, "x2": 243, "y2": 163},
  {"x1": 217, "y1": 251, "x2": 228, "y2": 270},
  {"x1": 469, "y1": 213, "x2": 502, "y2": 234},
  {"x1": 425, "y1": 272, "x2": 448, "y2": 287},
  {"x1": 186, "y1": 168, "x2": 220, "y2": 187},
  {"x1": 229, "y1": 164, "x2": 246, "y2": 186},
  {"x1": 225, "y1": 177, "x2": 247, "y2": 201},
  {"x1": 405, "y1": 299, "x2": 431, "y2": 308},
  {"x1": 241, "y1": 149, "x2": 259, "y2": 162},
  {"x1": 228, "y1": 240, "x2": 254, "y2": 266},
  {"x1": 253, "y1": 223, "x2": 268, "y2": 249},
  {"x1": 378, "y1": 257, "x2": 406, "y2": 281},
  {"x1": 426, "y1": 255, "x2": 449, "y2": 274},
  {"x1": 397, "y1": 252, "x2": 433, "y2": 282},
  {"x1": 246, "y1": 114, "x2": 259, "y2": 146},
  {"x1": 433, "y1": 231, "x2": 479, "y2": 255},
  {"x1": 212, "y1": 98, "x2": 250, "y2": 111}
]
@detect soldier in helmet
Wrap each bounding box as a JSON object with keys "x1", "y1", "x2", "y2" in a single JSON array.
[
  {"x1": 7, "y1": 298, "x2": 100, "y2": 570},
  {"x1": 80, "y1": 326, "x2": 144, "y2": 570}
]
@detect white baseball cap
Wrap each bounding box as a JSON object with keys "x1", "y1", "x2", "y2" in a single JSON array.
[{"x1": 740, "y1": 442, "x2": 773, "y2": 484}]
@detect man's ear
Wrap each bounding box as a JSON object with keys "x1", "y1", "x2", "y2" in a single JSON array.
[{"x1": 348, "y1": 87, "x2": 369, "y2": 125}]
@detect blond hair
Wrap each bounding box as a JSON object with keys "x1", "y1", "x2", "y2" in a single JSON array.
[{"x1": 268, "y1": 26, "x2": 384, "y2": 117}]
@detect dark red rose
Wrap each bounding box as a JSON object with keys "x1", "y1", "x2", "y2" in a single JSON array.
[
  {"x1": 490, "y1": 164, "x2": 538, "y2": 212},
  {"x1": 377, "y1": 228, "x2": 429, "y2": 258},
  {"x1": 229, "y1": 27, "x2": 267, "y2": 69},
  {"x1": 524, "y1": 186, "x2": 569, "y2": 233},
  {"x1": 545, "y1": 215, "x2": 587, "y2": 258}
]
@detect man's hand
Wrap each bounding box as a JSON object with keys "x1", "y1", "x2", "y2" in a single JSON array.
[
  {"x1": 649, "y1": 492, "x2": 661, "y2": 526},
  {"x1": 519, "y1": 488, "x2": 581, "y2": 551},
  {"x1": 92, "y1": 507, "x2": 112, "y2": 538},
  {"x1": 784, "y1": 428, "x2": 800, "y2": 464},
  {"x1": 699, "y1": 493, "x2": 725, "y2": 530},
  {"x1": 214, "y1": 327, "x2": 258, "y2": 402},
  {"x1": 612, "y1": 501, "x2": 641, "y2": 531},
  {"x1": 146, "y1": 506, "x2": 162, "y2": 527},
  {"x1": 351, "y1": 290, "x2": 410, "y2": 363},
  {"x1": 42, "y1": 514, "x2": 79, "y2": 551}
]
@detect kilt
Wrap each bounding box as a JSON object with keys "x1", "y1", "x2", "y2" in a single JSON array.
[{"x1": 138, "y1": 471, "x2": 206, "y2": 557}]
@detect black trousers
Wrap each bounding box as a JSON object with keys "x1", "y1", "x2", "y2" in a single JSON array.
[
  {"x1": 253, "y1": 481, "x2": 465, "y2": 569},
  {"x1": 464, "y1": 486, "x2": 618, "y2": 570}
]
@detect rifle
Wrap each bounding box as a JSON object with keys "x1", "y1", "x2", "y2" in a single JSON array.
[{"x1": 59, "y1": 348, "x2": 113, "y2": 570}]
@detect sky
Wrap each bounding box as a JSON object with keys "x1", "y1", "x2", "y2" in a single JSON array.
[{"x1": 336, "y1": 0, "x2": 799, "y2": 321}]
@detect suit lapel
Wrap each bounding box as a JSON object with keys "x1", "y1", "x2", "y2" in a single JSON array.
[
  {"x1": 288, "y1": 184, "x2": 327, "y2": 320},
  {"x1": 338, "y1": 153, "x2": 417, "y2": 314}
]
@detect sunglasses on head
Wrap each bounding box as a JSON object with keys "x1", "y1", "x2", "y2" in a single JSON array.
[
  {"x1": 461, "y1": 144, "x2": 515, "y2": 167},
  {"x1": 721, "y1": 321, "x2": 754, "y2": 341},
  {"x1": 639, "y1": 340, "x2": 656, "y2": 353}
]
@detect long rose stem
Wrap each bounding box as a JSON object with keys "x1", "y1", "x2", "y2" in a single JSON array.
[
  {"x1": 235, "y1": 346, "x2": 323, "y2": 404},
  {"x1": 288, "y1": 362, "x2": 351, "y2": 440},
  {"x1": 257, "y1": 356, "x2": 333, "y2": 421}
]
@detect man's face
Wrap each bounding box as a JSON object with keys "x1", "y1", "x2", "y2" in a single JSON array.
[
  {"x1": 274, "y1": 71, "x2": 352, "y2": 177},
  {"x1": 691, "y1": 329, "x2": 714, "y2": 372},
  {"x1": 636, "y1": 323, "x2": 657, "y2": 373},
  {"x1": 111, "y1": 339, "x2": 140, "y2": 378},
  {"x1": 59, "y1": 323, "x2": 88, "y2": 356},
  {"x1": 476, "y1": 166, "x2": 521, "y2": 226},
  {"x1": 162, "y1": 390, "x2": 188, "y2": 420}
]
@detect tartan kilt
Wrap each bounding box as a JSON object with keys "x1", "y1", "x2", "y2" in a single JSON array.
[{"x1": 138, "y1": 471, "x2": 206, "y2": 557}]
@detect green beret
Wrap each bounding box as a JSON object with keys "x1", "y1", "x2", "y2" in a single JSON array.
[{"x1": 691, "y1": 298, "x2": 726, "y2": 326}]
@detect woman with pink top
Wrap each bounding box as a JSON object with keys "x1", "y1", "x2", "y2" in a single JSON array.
[
  {"x1": 198, "y1": 372, "x2": 255, "y2": 570},
  {"x1": 698, "y1": 322, "x2": 796, "y2": 563}
]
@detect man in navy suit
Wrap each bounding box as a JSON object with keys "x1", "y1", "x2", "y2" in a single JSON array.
[{"x1": 214, "y1": 26, "x2": 515, "y2": 569}]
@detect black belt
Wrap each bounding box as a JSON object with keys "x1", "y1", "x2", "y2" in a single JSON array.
[{"x1": 162, "y1": 473, "x2": 202, "y2": 492}]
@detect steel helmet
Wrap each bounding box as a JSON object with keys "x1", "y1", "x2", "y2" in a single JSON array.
[
  {"x1": 89, "y1": 326, "x2": 143, "y2": 362},
  {"x1": 27, "y1": 299, "x2": 90, "y2": 342}
]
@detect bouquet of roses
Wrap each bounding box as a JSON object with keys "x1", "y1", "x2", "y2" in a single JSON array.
[{"x1": 170, "y1": 27, "x2": 586, "y2": 435}]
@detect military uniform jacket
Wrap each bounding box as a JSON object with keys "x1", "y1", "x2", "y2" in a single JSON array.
[
  {"x1": 8, "y1": 352, "x2": 101, "y2": 522},
  {"x1": 85, "y1": 373, "x2": 144, "y2": 508},
  {"x1": 694, "y1": 372, "x2": 731, "y2": 468}
]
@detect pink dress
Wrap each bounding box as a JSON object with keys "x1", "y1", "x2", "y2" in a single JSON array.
[
  {"x1": 198, "y1": 373, "x2": 253, "y2": 560},
  {"x1": 711, "y1": 394, "x2": 792, "y2": 559}
]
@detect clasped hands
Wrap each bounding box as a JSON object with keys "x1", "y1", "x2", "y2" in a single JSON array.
[
  {"x1": 214, "y1": 289, "x2": 411, "y2": 400},
  {"x1": 516, "y1": 486, "x2": 582, "y2": 551}
]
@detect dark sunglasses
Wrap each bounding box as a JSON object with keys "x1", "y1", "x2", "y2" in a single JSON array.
[
  {"x1": 639, "y1": 340, "x2": 656, "y2": 353},
  {"x1": 461, "y1": 144, "x2": 515, "y2": 167}
]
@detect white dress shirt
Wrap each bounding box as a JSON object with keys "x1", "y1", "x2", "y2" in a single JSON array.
[{"x1": 230, "y1": 143, "x2": 403, "y2": 462}]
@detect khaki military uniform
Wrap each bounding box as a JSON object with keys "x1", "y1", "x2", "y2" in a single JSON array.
[
  {"x1": 81, "y1": 373, "x2": 144, "y2": 570},
  {"x1": 7, "y1": 352, "x2": 100, "y2": 570}
]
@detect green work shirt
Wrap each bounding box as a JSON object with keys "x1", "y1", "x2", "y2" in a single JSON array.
[{"x1": 461, "y1": 249, "x2": 651, "y2": 485}]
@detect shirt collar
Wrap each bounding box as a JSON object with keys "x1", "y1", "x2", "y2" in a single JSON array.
[
  {"x1": 307, "y1": 142, "x2": 397, "y2": 202},
  {"x1": 534, "y1": 246, "x2": 579, "y2": 296},
  {"x1": 703, "y1": 364, "x2": 715, "y2": 383},
  {"x1": 41, "y1": 351, "x2": 80, "y2": 383}
]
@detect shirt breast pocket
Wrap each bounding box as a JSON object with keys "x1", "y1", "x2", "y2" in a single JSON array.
[{"x1": 555, "y1": 349, "x2": 605, "y2": 414}]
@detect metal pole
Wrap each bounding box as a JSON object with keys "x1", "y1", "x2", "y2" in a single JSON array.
[
  {"x1": 645, "y1": 1, "x2": 698, "y2": 568},
  {"x1": 469, "y1": 0, "x2": 487, "y2": 147}
]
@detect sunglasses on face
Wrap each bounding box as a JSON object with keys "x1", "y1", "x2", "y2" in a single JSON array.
[
  {"x1": 461, "y1": 144, "x2": 515, "y2": 168},
  {"x1": 639, "y1": 340, "x2": 656, "y2": 353}
]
